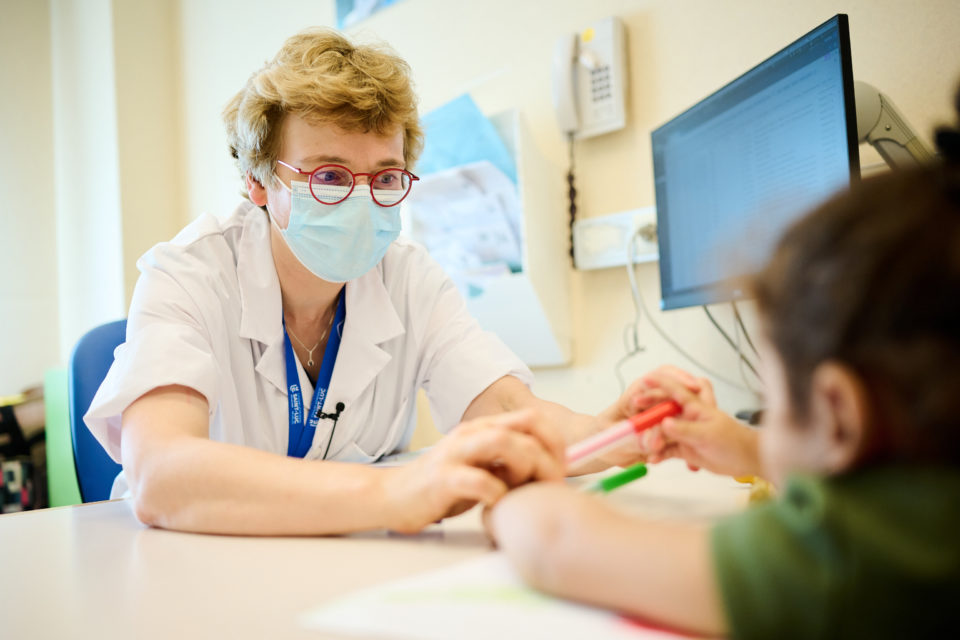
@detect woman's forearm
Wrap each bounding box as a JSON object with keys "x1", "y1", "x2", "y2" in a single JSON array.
[
  {"x1": 128, "y1": 435, "x2": 395, "y2": 535},
  {"x1": 122, "y1": 385, "x2": 397, "y2": 535}
]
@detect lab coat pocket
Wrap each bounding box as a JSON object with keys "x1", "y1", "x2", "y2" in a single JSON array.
[{"x1": 336, "y1": 441, "x2": 379, "y2": 464}]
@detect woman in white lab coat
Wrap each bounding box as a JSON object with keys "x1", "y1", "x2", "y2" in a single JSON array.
[{"x1": 86, "y1": 27, "x2": 640, "y2": 536}]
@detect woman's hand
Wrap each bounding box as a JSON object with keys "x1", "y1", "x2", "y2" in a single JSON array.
[
  {"x1": 640, "y1": 371, "x2": 762, "y2": 478},
  {"x1": 384, "y1": 409, "x2": 565, "y2": 533}
]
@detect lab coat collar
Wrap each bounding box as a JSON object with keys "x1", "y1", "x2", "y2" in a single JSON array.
[
  {"x1": 234, "y1": 203, "x2": 406, "y2": 406},
  {"x1": 234, "y1": 206, "x2": 288, "y2": 396},
  {"x1": 236, "y1": 204, "x2": 282, "y2": 346}
]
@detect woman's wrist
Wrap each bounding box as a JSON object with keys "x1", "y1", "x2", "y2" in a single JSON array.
[{"x1": 375, "y1": 467, "x2": 411, "y2": 531}]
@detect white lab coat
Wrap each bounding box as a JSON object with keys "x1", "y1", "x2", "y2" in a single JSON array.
[{"x1": 85, "y1": 201, "x2": 531, "y2": 497}]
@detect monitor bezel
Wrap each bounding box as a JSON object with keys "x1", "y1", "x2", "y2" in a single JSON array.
[{"x1": 652, "y1": 14, "x2": 860, "y2": 311}]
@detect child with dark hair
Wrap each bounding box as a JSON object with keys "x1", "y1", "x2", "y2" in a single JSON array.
[{"x1": 487, "y1": 90, "x2": 960, "y2": 639}]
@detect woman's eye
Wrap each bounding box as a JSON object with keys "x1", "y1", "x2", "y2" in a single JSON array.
[
  {"x1": 311, "y1": 166, "x2": 352, "y2": 186},
  {"x1": 318, "y1": 172, "x2": 342, "y2": 184},
  {"x1": 375, "y1": 171, "x2": 402, "y2": 189}
]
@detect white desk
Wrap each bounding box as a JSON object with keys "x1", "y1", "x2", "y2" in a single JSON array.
[{"x1": 2, "y1": 460, "x2": 748, "y2": 639}]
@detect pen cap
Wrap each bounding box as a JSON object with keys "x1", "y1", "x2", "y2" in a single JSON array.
[{"x1": 598, "y1": 463, "x2": 647, "y2": 492}]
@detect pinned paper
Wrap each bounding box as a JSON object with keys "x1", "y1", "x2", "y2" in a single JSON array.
[
  {"x1": 403, "y1": 160, "x2": 522, "y2": 298},
  {"x1": 416, "y1": 94, "x2": 517, "y2": 184}
]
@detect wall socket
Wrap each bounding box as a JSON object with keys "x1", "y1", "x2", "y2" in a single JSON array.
[{"x1": 572, "y1": 206, "x2": 658, "y2": 270}]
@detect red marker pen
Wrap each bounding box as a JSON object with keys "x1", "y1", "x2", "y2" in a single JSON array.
[{"x1": 566, "y1": 400, "x2": 682, "y2": 468}]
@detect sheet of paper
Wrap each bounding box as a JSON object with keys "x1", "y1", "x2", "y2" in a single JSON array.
[
  {"x1": 402, "y1": 160, "x2": 523, "y2": 298},
  {"x1": 416, "y1": 94, "x2": 517, "y2": 183},
  {"x1": 300, "y1": 552, "x2": 692, "y2": 640}
]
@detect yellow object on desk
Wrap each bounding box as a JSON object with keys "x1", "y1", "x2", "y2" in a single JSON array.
[{"x1": 734, "y1": 475, "x2": 775, "y2": 504}]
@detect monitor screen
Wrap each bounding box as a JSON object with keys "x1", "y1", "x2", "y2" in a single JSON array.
[{"x1": 652, "y1": 14, "x2": 859, "y2": 311}]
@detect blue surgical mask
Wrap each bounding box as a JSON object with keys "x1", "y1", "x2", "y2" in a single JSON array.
[{"x1": 273, "y1": 179, "x2": 401, "y2": 283}]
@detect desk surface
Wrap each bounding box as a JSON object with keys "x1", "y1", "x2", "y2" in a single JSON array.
[{"x1": 2, "y1": 460, "x2": 748, "y2": 639}]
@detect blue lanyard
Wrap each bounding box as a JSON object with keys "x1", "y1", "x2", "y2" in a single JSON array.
[{"x1": 282, "y1": 293, "x2": 346, "y2": 458}]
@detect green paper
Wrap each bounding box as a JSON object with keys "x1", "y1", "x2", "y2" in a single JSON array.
[{"x1": 44, "y1": 368, "x2": 82, "y2": 506}]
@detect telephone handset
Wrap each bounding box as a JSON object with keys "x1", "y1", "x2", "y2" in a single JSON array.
[
  {"x1": 552, "y1": 34, "x2": 580, "y2": 134},
  {"x1": 551, "y1": 16, "x2": 628, "y2": 139}
]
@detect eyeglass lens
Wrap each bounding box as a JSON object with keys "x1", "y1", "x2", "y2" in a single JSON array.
[{"x1": 309, "y1": 165, "x2": 411, "y2": 206}]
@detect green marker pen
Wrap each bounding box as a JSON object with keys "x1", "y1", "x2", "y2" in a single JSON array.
[{"x1": 585, "y1": 463, "x2": 648, "y2": 493}]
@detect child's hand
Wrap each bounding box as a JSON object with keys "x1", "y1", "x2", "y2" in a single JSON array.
[
  {"x1": 484, "y1": 482, "x2": 598, "y2": 572},
  {"x1": 640, "y1": 372, "x2": 762, "y2": 478},
  {"x1": 596, "y1": 365, "x2": 713, "y2": 468}
]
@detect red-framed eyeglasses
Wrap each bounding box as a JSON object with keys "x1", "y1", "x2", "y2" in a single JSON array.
[{"x1": 276, "y1": 160, "x2": 419, "y2": 207}]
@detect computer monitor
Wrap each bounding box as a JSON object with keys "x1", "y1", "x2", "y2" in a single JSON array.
[{"x1": 652, "y1": 14, "x2": 859, "y2": 311}]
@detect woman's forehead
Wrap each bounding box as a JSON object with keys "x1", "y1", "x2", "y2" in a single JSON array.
[{"x1": 279, "y1": 114, "x2": 404, "y2": 165}]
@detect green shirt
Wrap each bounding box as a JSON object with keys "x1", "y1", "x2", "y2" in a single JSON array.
[{"x1": 712, "y1": 466, "x2": 960, "y2": 639}]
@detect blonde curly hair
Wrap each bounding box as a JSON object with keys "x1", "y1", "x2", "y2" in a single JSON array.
[{"x1": 223, "y1": 27, "x2": 423, "y2": 190}]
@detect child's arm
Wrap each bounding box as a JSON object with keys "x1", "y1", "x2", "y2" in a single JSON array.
[{"x1": 487, "y1": 483, "x2": 727, "y2": 637}]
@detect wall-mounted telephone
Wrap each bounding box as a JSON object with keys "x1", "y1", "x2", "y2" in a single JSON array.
[{"x1": 551, "y1": 16, "x2": 628, "y2": 139}]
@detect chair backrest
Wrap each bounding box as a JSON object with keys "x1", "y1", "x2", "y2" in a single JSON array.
[{"x1": 68, "y1": 320, "x2": 126, "y2": 502}]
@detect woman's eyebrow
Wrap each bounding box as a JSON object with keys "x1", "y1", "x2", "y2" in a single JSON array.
[
  {"x1": 298, "y1": 154, "x2": 405, "y2": 169},
  {"x1": 298, "y1": 154, "x2": 346, "y2": 165}
]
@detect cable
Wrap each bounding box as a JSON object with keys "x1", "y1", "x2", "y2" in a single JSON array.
[
  {"x1": 614, "y1": 323, "x2": 643, "y2": 392},
  {"x1": 619, "y1": 227, "x2": 755, "y2": 393},
  {"x1": 613, "y1": 222, "x2": 648, "y2": 391},
  {"x1": 702, "y1": 306, "x2": 760, "y2": 378},
  {"x1": 732, "y1": 304, "x2": 763, "y2": 395},
  {"x1": 566, "y1": 132, "x2": 577, "y2": 266},
  {"x1": 731, "y1": 300, "x2": 759, "y2": 357}
]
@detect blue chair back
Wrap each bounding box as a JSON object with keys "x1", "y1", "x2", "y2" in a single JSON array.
[{"x1": 68, "y1": 320, "x2": 126, "y2": 502}]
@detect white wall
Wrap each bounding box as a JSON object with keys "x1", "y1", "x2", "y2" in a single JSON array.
[
  {"x1": 0, "y1": 1, "x2": 60, "y2": 393},
  {"x1": 50, "y1": 0, "x2": 127, "y2": 363},
  {"x1": 112, "y1": 0, "x2": 184, "y2": 304},
  {"x1": 0, "y1": 0, "x2": 185, "y2": 395}
]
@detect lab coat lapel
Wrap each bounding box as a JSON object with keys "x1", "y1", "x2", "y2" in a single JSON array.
[
  {"x1": 325, "y1": 264, "x2": 405, "y2": 411},
  {"x1": 254, "y1": 339, "x2": 288, "y2": 395},
  {"x1": 235, "y1": 204, "x2": 287, "y2": 394}
]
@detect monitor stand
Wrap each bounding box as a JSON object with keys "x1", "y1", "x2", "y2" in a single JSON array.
[{"x1": 735, "y1": 408, "x2": 765, "y2": 426}]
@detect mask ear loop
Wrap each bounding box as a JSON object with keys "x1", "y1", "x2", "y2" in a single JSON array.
[
  {"x1": 269, "y1": 212, "x2": 284, "y2": 233},
  {"x1": 267, "y1": 172, "x2": 293, "y2": 230},
  {"x1": 273, "y1": 172, "x2": 293, "y2": 193}
]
